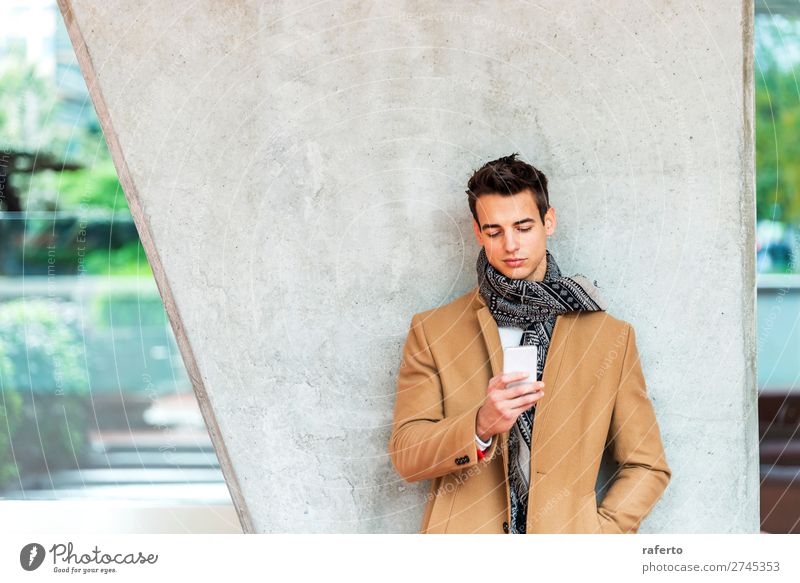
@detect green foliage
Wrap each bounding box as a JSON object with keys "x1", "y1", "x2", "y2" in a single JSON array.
[
  {"x1": 0, "y1": 52, "x2": 102, "y2": 164},
  {"x1": 0, "y1": 347, "x2": 23, "y2": 489},
  {"x1": 0, "y1": 57, "x2": 55, "y2": 151},
  {"x1": 59, "y1": 158, "x2": 126, "y2": 210},
  {"x1": 28, "y1": 157, "x2": 128, "y2": 212},
  {"x1": 1, "y1": 54, "x2": 147, "y2": 275},
  {"x1": 90, "y1": 291, "x2": 167, "y2": 331},
  {"x1": 755, "y1": 15, "x2": 800, "y2": 224},
  {"x1": 82, "y1": 241, "x2": 153, "y2": 277},
  {"x1": 0, "y1": 299, "x2": 88, "y2": 396},
  {"x1": 0, "y1": 299, "x2": 91, "y2": 491},
  {"x1": 0, "y1": 53, "x2": 123, "y2": 213}
]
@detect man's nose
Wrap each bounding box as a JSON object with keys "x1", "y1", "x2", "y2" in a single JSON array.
[{"x1": 504, "y1": 232, "x2": 520, "y2": 252}]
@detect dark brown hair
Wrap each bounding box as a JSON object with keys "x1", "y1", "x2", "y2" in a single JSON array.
[{"x1": 465, "y1": 152, "x2": 550, "y2": 224}]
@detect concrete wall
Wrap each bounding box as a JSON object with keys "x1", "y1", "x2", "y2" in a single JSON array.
[{"x1": 58, "y1": 0, "x2": 757, "y2": 533}]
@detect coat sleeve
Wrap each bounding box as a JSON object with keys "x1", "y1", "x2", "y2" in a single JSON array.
[
  {"x1": 388, "y1": 313, "x2": 500, "y2": 483},
  {"x1": 597, "y1": 323, "x2": 672, "y2": 534}
]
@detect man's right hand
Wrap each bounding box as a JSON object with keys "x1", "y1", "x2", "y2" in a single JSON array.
[{"x1": 475, "y1": 372, "x2": 545, "y2": 442}]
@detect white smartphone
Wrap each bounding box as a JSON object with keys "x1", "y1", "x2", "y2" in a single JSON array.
[{"x1": 502, "y1": 345, "x2": 539, "y2": 390}]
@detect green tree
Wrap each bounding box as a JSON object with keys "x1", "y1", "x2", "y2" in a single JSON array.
[
  {"x1": 755, "y1": 15, "x2": 800, "y2": 224},
  {"x1": 0, "y1": 57, "x2": 55, "y2": 151}
]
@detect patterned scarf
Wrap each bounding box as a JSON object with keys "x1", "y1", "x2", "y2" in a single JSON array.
[{"x1": 476, "y1": 247, "x2": 607, "y2": 534}]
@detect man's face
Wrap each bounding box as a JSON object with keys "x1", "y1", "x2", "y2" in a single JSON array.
[{"x1": 472, "y1": 189, "x2": 556, "y2": 281}]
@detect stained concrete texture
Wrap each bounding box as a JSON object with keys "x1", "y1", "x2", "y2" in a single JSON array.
[{"x1": 58, "y1": 0, "x2": 757, "y2": 532}]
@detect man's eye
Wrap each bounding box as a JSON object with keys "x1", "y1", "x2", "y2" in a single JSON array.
[{"x1": 487, "y1": 228, "x2": 531, "y2": 238}]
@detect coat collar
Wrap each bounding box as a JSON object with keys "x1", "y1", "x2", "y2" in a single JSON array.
[{"x1": 470, "y1": 285, "x2": 575, "y2": 381}]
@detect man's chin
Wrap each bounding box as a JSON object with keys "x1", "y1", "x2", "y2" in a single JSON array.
[{"x1": 493, "y1": 263, "x2": 534, "y2": 280}]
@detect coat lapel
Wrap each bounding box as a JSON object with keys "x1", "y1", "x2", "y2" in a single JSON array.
[{"x1": 476, "y1": 306, "x2": 504, "y2": 379}]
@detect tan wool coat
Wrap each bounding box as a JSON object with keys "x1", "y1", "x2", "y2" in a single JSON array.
[{"x1": 388, "y1": 285, "x2": 671, "y2": 534}]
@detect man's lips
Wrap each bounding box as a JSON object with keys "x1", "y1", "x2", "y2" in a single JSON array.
[{"x1": 504, "y1": 258, "x2": 526, "y2": 266}]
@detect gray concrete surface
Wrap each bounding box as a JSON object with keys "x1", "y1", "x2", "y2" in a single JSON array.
[{"x1": 57, "y1": 0, "x2": 757, "y2": 533}]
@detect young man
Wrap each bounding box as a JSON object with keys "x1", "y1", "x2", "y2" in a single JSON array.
[{"x1": 388, "y1": 153, "x2": 671, "y2": 534}]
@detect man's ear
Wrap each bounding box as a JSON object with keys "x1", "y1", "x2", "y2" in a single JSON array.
[{"x1": 544, "y1": 207, "x2": 557, "y2": 236}]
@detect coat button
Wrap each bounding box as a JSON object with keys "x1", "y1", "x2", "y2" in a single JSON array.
[{"x1": 503, "y1": 521, "x2": 509, "y2": 533}]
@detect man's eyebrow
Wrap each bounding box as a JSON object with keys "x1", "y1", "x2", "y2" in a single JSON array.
[{"x1": 481, "y1": 217, "x2": 536, "y2": 231}]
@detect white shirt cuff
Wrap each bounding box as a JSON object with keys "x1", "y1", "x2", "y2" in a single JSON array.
[{"x1": 474, "y1": 433, "x2": 493, "y2": 450}]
